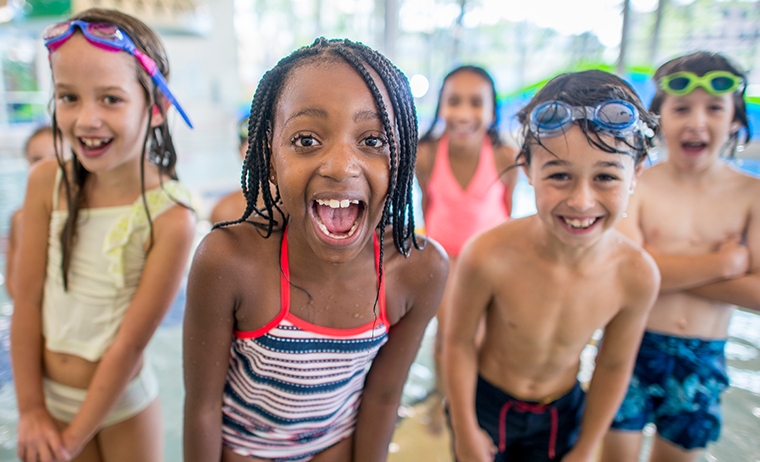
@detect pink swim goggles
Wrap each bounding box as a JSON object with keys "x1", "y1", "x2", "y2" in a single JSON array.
[{"x1": 43, "y1": 20, "x2": 193, "y2": 128}]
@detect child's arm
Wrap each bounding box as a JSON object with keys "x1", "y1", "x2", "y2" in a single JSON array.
[
  {"x1": 5, "y1": 209, "x2": 21, "y2": 299},
  {"x1": 616, "y1": 182, "x2": 748, "y2": 293},
  {"x1": 59, "y1": 204, "x2": 195, "y2": 457},
  {"x1": 643, "y1": 237, "x2": 749, "y2": 293},
  {"x1": 10, "y1": 160, "x2": 70, "y2": 462},
  {"x1": 183, "y1": 232, "x2": 238, "y2": 462},
  {"x1": 563, "y1": 253, "x2": 660, "y2": 462},
  {"x1": 685, "y1": 197, "x2": 760, "y2": 311},
  {"x1": 442, "y1": 241, "x2": 498, "y2": 462},
  {"x1": 353, "y1": 241, "x2": 448, "y2": 462}
]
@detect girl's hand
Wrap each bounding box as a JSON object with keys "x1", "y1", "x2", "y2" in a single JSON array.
[
  {"x1": 60, "y1": 427, "x2": 87, "y2": 461},
  {"x1": 16, "y1": 408, "x2": 71, "y2": 462},
  {"x1": 453, "y1": 427, "x2": 497, "y2": 462}
]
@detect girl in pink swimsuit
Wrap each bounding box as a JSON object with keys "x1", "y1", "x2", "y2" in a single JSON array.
[{"x1": 416, "y1": 65, "x2": 518, "y2": 432}]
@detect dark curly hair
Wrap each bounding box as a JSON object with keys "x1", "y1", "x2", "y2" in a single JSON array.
[{"x1": 517, "y1": 70, "x2": 659, "y2": 167}]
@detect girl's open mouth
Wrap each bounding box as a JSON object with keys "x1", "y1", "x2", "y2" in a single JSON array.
[
  {"x1": 312, "y1": 198, "x2": 365, "y2": 240},
  {"x1": 78, "y1": 137, "x2": 113, "y2": 157}
]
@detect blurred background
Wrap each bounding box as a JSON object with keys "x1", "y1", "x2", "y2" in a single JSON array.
[{"x1": 0, "y1": 0, "x2": 759, "y2": 461}]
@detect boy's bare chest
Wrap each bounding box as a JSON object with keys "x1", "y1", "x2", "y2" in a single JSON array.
[
  {"x1": 640, "y1": 184, "x2": 749, "y2": 252},
  {"x1": 492, "y1": 267, "x2": 622, "y2": 345}
]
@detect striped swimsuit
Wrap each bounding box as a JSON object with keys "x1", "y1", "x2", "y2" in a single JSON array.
[{"x1": 221, "y1": 230, "x2": 390, "y2": 461}]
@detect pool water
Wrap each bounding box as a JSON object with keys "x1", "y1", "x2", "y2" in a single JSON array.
[{"x1": 0, "y1": 158, "x2": 759, "y2": 461}]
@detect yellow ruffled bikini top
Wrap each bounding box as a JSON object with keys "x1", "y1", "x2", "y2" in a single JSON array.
[{"x1": 42, "y1": 168, "x2": 192, "y2": 361}]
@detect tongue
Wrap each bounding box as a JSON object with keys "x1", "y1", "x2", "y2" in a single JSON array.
[{"x1": 317, "y1": 203, "x2": 360, "y2": 234}]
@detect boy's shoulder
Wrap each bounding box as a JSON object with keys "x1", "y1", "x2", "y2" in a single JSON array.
[
  {"x1": 457, "y1": 217, "x2": 535, "y2": 273},
  {"x1": 608, "y1": 229, "x2": 660, "y2": 302},
  {"x1": 727, "y1": 163, "x2": 760, "y2": 188},
  {"x1": 468, "y1": 217, "x2": 533, "y2": 253}
]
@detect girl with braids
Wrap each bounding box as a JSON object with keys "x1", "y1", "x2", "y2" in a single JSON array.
[
  {"x1": 183, "y1": 38, "x2": 448, "y2": 462},
  {"x1": 10, "y1": 8, "x2": 195, "y2": 462}
]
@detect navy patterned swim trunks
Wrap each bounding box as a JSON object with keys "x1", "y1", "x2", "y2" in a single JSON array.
[{"x1": 611, "y1": 330, "x2": 729, "y2": 450}]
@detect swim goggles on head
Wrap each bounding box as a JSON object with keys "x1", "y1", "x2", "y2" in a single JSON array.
[
  {"x1": 659, "y1": 70, "x2": 744, "y2": 97},
  {"x1": 43, "y1": 20, "x2": 193, "y2": 128},
  {"x1": 528, "y1": 99, "x2": 652, "y2": 139}
]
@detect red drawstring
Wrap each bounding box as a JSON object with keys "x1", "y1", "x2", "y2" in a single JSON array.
[
  {"x1": 497, "y1": 399, "x2": 559, "y2": 459},
  {"x1": 498, "y1": 402, "x2": 512, "y2": 452},
  {"x1": 549, "y1": 406, "x2": 558, "y2": 459}
]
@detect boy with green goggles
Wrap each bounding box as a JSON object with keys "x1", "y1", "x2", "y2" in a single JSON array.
[{"x1": 659, "y1": 70, "x2": 745, "y2": 96}]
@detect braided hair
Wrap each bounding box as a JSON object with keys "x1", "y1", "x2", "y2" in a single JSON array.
[
  {"x1": 216, "y1": 38, "x2": 422, "y2": 269},
  {"x1": 517, "y1": 70, "x2": 659, "y2": 167}
]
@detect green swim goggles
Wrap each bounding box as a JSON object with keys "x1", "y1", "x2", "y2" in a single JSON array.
[{"x1": 659, "y1": 70, "x2": 745, "y2": 96}]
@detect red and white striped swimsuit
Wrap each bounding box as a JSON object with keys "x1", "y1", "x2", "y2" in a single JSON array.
[{"x1": 221, "y1": 230, "x2": 389, "y2": 461}]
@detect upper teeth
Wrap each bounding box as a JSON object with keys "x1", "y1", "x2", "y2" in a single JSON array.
[
  {"x1": 565, "y1": 218, "x2": 597, "y2": 229},
  {"x1": 316, "y1": 199, "x2": 359, "y2": 209},
  {"x1": 81, "y1": 138, "x2": 108, "y2": 148}
]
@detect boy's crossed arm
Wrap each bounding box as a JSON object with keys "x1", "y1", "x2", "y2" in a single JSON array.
[
  {"x1": 685, "y1": 196, "x2": 760, "y2": 311},
  {"x1": 617, "y1": 183, "x2": 750, "y2": 295}
]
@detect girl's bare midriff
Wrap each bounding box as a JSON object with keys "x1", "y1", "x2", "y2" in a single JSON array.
[{"x1": 43, "y1": 348, "x2": 142, "y2": 389}]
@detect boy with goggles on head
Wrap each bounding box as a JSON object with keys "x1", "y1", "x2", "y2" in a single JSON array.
[
  {"x1": 602, "y1": 51, "x2": 760, "y2": 462},
  {"x1": 443, "y1": 69, "x2": 660, "y2": 462}
]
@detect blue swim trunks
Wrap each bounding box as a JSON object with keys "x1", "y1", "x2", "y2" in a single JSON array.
[
  {"x1": 611, "y1": 330, "x2": 729, "y2": 450},
  {"x1": 475, "y1": 375, "x2": 585, "y2": 461}
]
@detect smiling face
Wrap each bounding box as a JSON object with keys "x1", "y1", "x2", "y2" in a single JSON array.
[
  {"x1": 50, "y1": 33, "x2": 162, "y2": 175},
  {"x1": 438, "y1": 70, "x2": 494, "y2": 142},
  {"x1": 659, "y1": 88, "x2": 740, "y2": 171},
  {"x1": 270, "y1": 59, "x2": 392, "y2": 261},
  {"x1": 525, "y1": 125, "x2": 639, "y2": 247}
]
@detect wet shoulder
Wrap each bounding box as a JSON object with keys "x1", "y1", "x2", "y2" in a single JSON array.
[
  {"x1": 195, "y1": 222, "x2": 280, "y2": 277},
  {"x1": 609, "y1": 229, "x2": 660, "y2": 302},
  {"x1": 381, "y1": 232, "x2": 448, "y2": 318},
  {"x1": 384, "y1": 232, "x2": 448, "y2": 284},
  {"x1": 464, "y1": 217, "x2": 530, "y2": 258}
]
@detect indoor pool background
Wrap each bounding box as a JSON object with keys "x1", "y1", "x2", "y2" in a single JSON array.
[{"x1": 0, "y1": 155, "x2": 758, "y2": 462}]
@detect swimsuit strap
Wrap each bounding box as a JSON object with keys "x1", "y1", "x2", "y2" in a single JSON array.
[{"x1": 280, "y1": 226, "x2": 388, "y2": 324}]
